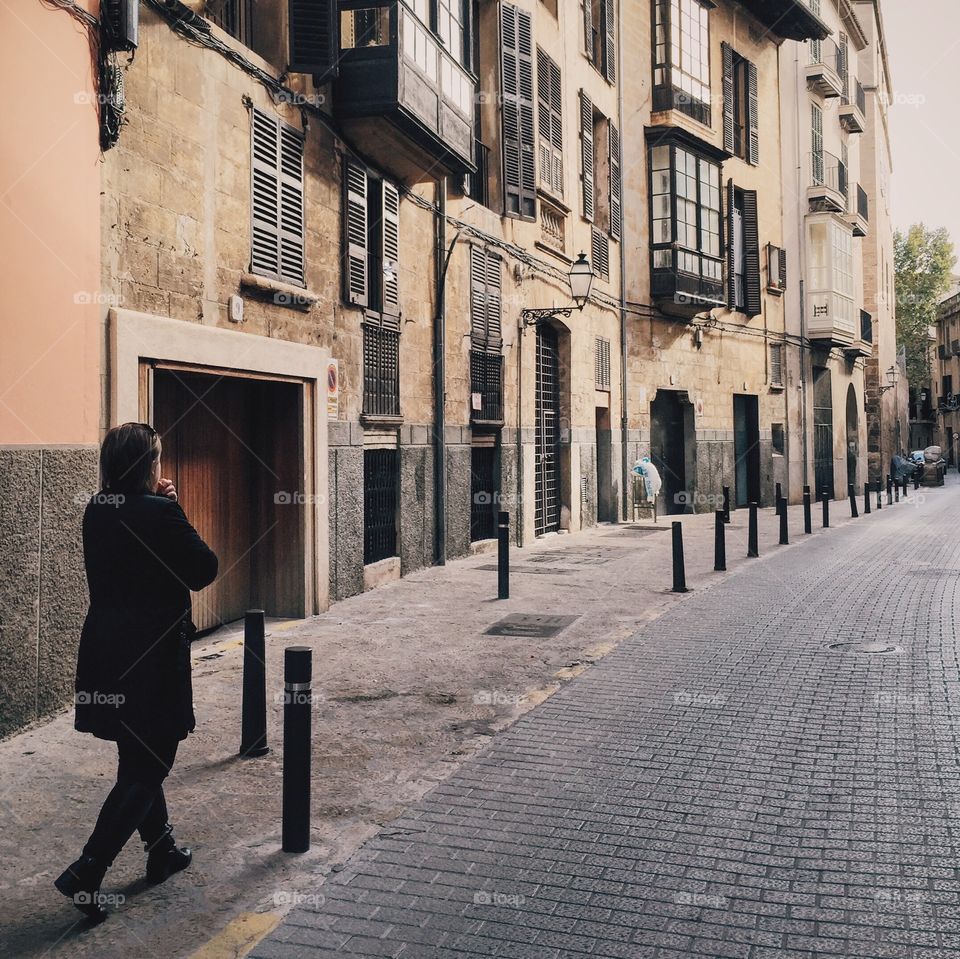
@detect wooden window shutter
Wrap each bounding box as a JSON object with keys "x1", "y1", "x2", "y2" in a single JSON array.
[
  {"x1": 580, "y1": 90, "x2": 594, "y2": 222},
  {"x1": 278, "y1": 123, "x2": 305, "y2": 286},
  {"x1": 608, "y1": 122, "x2": 621, "y2": 241},
  {"x1": 501, "y1": 4, "x2": 535, "y2": 218},
  {"x1": 251, "y1": 109, "x2": 281, "y2": 280},
  {"x1": 779, "y1": 246, "x2": 787, "y2": 290},
  {"x1": 591, "y1": 227, "x2": 609, "y2": 280},
  {"x1": 747, "y1": 60, "x2": 759, "y2": 166},
  {"x1": 288, "y1": 0, "x2": 338, "y2": 78},
  {"x1": 601, "y1": 0, "x2": 616, "y2": 82},
  {"x1": 839, "y1": 31, "x2": 849, "y2": 99},
  {"x1": 742, "y1": 189, "x2": 761, "y2": 316},
  {"x1": 721, "y1": 43, "x2": 734, "y2": 154},
  {"x1": 381, "y1": 179, "x2": 401, "y2": 325},
  {"x1": 486, "y1": 250, "x2": 502, "y2": 351},
  {"x1": 725, "y1": 178, "x2": 736, "y2": 308},
  {"x1": 536, "y1": 49, "x2": 564, "y2": 196},
  {"x1": 583, "y1": 0, "x2": 593, "y2": 58},
  {"x1": 770, "y1": 343, "x2": 783, "y2": 387},
  {"x1": 517, "y1": 9, "x2": 536, "y2": 217},
  {"x1": 343, "y1": 159, "x2": 368, "y2": 307},
  {"x1": 470, "y1": 247, "x2": 502, "y2": 353}
]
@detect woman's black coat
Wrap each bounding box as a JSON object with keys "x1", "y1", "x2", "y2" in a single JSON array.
[{"x1": 74, "y1": 493, "x2": 218, "y2": 742}]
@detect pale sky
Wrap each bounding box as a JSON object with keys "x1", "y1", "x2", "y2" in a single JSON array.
[{"x1": 885, "y1": 0, "x2": 960, "y2": 242}]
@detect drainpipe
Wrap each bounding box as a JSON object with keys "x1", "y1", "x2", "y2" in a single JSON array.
[
  {"x1": 434, "y1": 179, "x2": 447, "y2": 566},
  {"x1": 616, "y1": 0, "x2": 628, "y2": 521},
  {"x1": 516, "y1": 317, "x2": 524, "y2": 547},
  {"x1": 795, "y1": 44, "x2": 810, "y2": 485}
]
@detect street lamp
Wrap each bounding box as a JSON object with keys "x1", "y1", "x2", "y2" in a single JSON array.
[
  {"x1": 878, "y1": 365, "x2": 898, "y2": 394},
  {"x1": 520, "y1": 252, "x2": 594, "y2": 328}
]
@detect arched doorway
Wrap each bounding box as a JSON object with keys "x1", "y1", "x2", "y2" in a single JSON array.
[{"x1": 846, "y1": 383, "x2": 859, "y2": 488}]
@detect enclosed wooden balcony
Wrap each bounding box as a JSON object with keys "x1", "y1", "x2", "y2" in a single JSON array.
[{"x1": 333, "y1": 3, "x2": 476, "y2": 184}]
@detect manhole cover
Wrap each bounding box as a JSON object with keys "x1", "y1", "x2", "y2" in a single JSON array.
[
  {"x1": 620, "y1": 525, "x2": 671, "y2": 534},
  {"x1": 827, "y1": 641, "x2": 904, "y2": 656},
  {"x1": 485, "y1": 614, "x2": 580, "y2": 638}
]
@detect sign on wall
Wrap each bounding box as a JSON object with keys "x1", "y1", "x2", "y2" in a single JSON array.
[{"x1": 327, "y1": 359, "x2": 339, "y2": 420}]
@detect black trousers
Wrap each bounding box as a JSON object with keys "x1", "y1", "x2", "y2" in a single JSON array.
[{"x1": 82, "y1": 730, "x2": 180, "y2": 866}]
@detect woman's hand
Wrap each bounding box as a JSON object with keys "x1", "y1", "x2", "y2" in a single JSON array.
[{"x1": 157, "y1": 478, "x2": 178, "y2": 502}]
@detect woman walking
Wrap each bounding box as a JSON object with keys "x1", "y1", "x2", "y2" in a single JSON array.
[{"x1": 55, "y1": 422, "x2": 218, "y2": 923}]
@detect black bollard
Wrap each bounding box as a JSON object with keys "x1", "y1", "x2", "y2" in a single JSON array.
[
  {"x1": 775, "y1": 483, "x2": 783, "y2": 515},
  {"x1": 864, "y1": 483, "x2": 871, "y2": 514},
  {"x1": 497, "y1": 511, "x2": 510, "y2": 600},
  {"x1": 671, "y1": 521, "x2": 688, "y2": 593},
  {"x1": 876, "y1": 481, "x2": 882, "y2": 510},
  {"x1": 714, "y1": 510, "x2": 726, "y2": 572},
  {"x1": 914, "y1": 470, "x2": 920, "y2": 491},
  {"x1": 722, "y1": 486, "x2": 731, "y2": 524},
  {"x1": 895, "y1": 477, "x2": 900, "y2": 502},
  {"x1": 902, "y1": 477, "x2": 909, "y2": 498},
  {"x1": 822, "y1": 489, "x2": 830, "y2": 528},
  {"x1": 803, "y1": 489, "x2": 812, "y2": 534},
  {"x1": 778, "y1": 497, "x2": 789, "y2": 545},
  {"x1": 282, "y1": 645, "x2": 312, "y2": 853},
  {"x1": 239, "y1": 609, "x2": 269, "y2": 758},
  {"x1": 887, "y1": 475, "x2": 893, "y2": 505},
  {"x1": 747, "y1": 502, "x2": 759, "y2": 557},
  {"x1": 848, "y1": 483, "x2": 859, "y2": 518}
]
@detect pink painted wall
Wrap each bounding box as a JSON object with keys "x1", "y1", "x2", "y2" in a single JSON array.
[{"x1": 0, "y1": 0, "x2": 101, "y2": 445}]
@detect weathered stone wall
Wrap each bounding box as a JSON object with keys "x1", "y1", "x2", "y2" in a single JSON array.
[{"x1": 0, "y1": 447, "x2": 97, "y2": 738}]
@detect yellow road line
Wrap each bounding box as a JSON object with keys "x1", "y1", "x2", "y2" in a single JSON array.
[{"x1": 188, "y1": 912, "x2": 281, "y2": 959}]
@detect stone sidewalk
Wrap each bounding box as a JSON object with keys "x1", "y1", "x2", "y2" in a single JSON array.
[
  {"x1": 0, "y1": 485, "x2": 933, "y2": 958},
  {"x1": 250, "y1": 476, "x2": 960, "y2": 959}
]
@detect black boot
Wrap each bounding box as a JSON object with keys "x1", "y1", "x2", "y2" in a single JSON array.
[
  {"x1": 145, "y1": 826, "x2": 192, "y2": 884},
  {"x1": 54, "y1": 855, "x2": 109, "y2": 924}
]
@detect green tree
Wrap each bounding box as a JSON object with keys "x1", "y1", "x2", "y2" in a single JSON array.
[{"x1": 894, "y1": 224, "x2": 956, "y2": 389}]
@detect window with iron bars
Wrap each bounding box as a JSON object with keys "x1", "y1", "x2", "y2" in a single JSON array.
[
  {"x1": 363, "y1": 448, "x2": 398, "y2": 564},
  {"x1": 470, "y1": 445, "x2": 499, "y2": 542},
  {"x1": 363, "y1": 324, "x2": 400, "y2": 417}
]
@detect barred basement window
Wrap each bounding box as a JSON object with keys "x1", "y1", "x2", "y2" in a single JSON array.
[
  {"x1": 595, "y1": 337, "x2": 611, "y2": 391},
  {"x1": 470, "y1": 446, "x2": 499, "y2": 542},
  {"x1": 591, "y1": 227, "x2": 610, "y2": 281},
  {"x1": 770, "y1": 342, "x2": 784, "y2": 389},
  {"x1": 363, "y1": 448, "x2": 398, "y2": 564},
  {"x1": 250, "y1": 108, "x2": 305, "y2": 287}
]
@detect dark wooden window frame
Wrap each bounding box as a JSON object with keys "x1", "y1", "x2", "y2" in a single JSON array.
[{"x1": 651, "y1": 0, "x2": 713, "y2": 127}]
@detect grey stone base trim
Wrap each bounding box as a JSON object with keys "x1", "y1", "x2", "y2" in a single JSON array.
[{"x1": 0, "y1": 446, "x2": 98, "y2": 739}]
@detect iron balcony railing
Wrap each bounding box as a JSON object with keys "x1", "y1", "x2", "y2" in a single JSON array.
[
  {"x1": 811, "y1": 150, "x2": 848, "y2": 197},
  {"x1": 853, "y1": 78, "x2": 866, "y2": 114},
  {"x1": 470, "y1": 351, "x2": 504, "y2": 423},
  {"x1": 857, "y1": 183, "x2": 869, "y2": 222}
]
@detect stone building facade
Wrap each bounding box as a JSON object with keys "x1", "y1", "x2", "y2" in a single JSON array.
[
  {"x1": 780, "y1": 0, "x2": 899, "y2": 500},
  {"x1": 0, "y1": 0, "x2": 899, "y2": 738},
  {"x1": 621, "y1": 0, "x2": 826, "y2": 514}
]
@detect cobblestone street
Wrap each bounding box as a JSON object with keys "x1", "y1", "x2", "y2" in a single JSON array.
[{"x1": 251, "y1": 478, "x2": 960, "y2": 959}]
